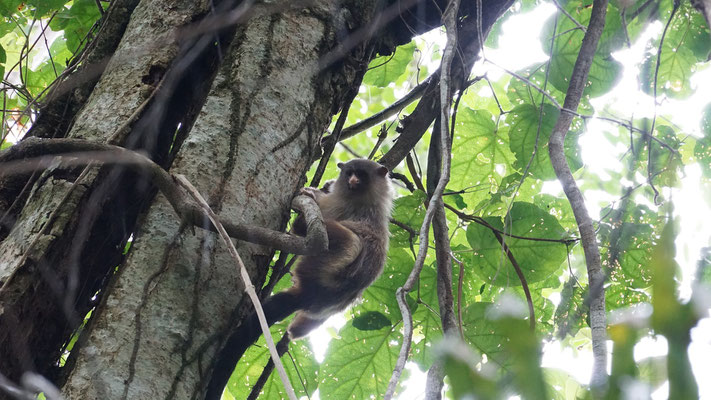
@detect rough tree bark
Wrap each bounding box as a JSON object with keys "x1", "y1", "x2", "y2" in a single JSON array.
[{"x1": 0, "y1": 1, "x2": 516, "y2": 399}]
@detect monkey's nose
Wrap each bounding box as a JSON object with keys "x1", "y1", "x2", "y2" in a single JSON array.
[{"x1": 348, "y1": 175, "x2": 360, "y2": 189}]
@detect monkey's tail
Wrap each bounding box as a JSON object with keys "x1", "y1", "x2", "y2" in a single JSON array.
[{"x1": 204, "y1": 291, "x2": 302, "y2": 400}]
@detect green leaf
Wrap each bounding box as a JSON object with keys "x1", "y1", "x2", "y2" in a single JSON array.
[
  {"x1": 49, "y1": 0, "x2": 102, "y2": 53},
  {"x1": 466, "y1": 202, "x2": 569, "y2": 287},
  {"x1": 554, "y1": 278, "x2": 586, "y2": 337},
  {"x1": 543, "y1": 369, "x2": 586, "y2": 400},
  {"x1": 543, "y1": 4, "x2": 624, "y2": 98},
  {"x1": 666, "y1": 2, "x2": 711, "y2": 62},
  {"x1": 0, "y1": 0, "x2": 23, "y2": 16},
  {"x1": 505, "y1": 64, "x2": 575, "y2": 110},
  {"x1": 451, "y1": 108, "x2": 516, "y2": 207},
  {"x1": 26, "y1": 0, "x2": 67, "y2": 16},
  {"x1": 695, "y1": 103, "x2": 711, "y2": 177},
  {"x1": 640, "y1": 45, "x2": 697, "y2": 100},
  {"x1": 363, "y1": 42, "x2": 415, "y2": 88},
  {"x1": 352, "y1": 311, "x2": 391, "y2": 331},
  {"x1": 439, "y1": 339, "x2": 500, "y2": 399},
  {"x1": 507, "y1": 103, "x2": 582, "y2": 181},
  {"x1": 226, "y1": 322, "x2": 319, "y2": 400},
  {"x1": 462, "y1": 302, "x2": 511, "y2": 367},
  {"x1": 411, "y1": 265, "x2": 443, "y2": 369},
  {"x1": 0, "y1": 44, "x2": 5, "y2": 79},
  {"x1": 389, "y1": 190, "x2": 426, "y2": 247},
  {"x1": 605, "y1": 282, "x2": 650, "y2": 311},
  {"x1": 361, "y1": 247, "x2": 411, "y2": 321},
  {"x1": 319, "y1": 321, "x2": 401, "y2": 399},
  {"x1": 640, "y1": 7, "x2": 704, "y2": 101}
]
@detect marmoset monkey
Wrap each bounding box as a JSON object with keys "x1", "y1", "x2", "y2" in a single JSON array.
[{"x1": 205, "y1": 159, "x2": 393, "y2": 400}]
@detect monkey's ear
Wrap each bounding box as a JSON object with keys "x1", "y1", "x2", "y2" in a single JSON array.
[
  {"x1": 337, "y1": 162, "x2": 345, "y2": 169},
  {"x1": 377, "y1": 166, "x2": 388, "y2": 177}
]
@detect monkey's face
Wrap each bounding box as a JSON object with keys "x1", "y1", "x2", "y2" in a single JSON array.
[{"x1": 336, "y1": 159, "x2": 389, "y2": 195}]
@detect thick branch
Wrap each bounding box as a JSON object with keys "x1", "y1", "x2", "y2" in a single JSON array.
[
  {"x1": 547, "y1": 0, "x2": 608, "y2": 390},
  {"x1": 0, "y1": 138, "x2": 326, "y2": 256}
]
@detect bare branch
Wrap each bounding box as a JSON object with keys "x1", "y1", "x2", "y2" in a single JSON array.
[
  {"x1": 385, "y1": 0, "x2": 460, "y2": 397},
  {"x1": 546, "y1": 0, "x2": 609, "y2": 390},
  {"x1": 321, "y1": 75, "x2": 433, "y2": 147}
]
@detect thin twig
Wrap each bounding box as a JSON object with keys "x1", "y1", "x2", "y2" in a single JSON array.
[
  {"x1": 322, "y1": 75, "x2": 434, "y2": 146},
  {"x1": 551, "y1": 0, "x2": 587, "y2": 32},
  {"x1": 491, "y1": 230, "x2": 536, "y2": 330},
  {"x1": 647, "y1": 0, "x2": 680, "y2": 205},
  {"x1": 174, "y1": 175, "x2": 297, "y2": 400},
  {"x1": 451, "y1": 253, "x2": 465, "y2": 338}
]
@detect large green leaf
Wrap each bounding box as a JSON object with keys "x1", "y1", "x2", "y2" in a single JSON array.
[
  {"x1": 319, "y1": 321, "x2": 402, "y2": 399},
  {"x1": 542, "y1": 3, "x2": 623, "y2": 98},
  {"x1": 450, "y1": 108, "x2": 516, "y2": 207},
  {"x1": 663, "y1": 2, "x2": 711, "y2": 62},
  {"x1": 226, "y1": 322, "x2": 319, "y2": 400},
  {"x1": 0, "y1": 0, "x2": 23, "y2": 16},
  {"x1": 49, "y1": 0, "x2": 102, "y2": 53},
  {"x1": 507, "y1": 103, "x2": 582, "y2": 181},
  {"x1": 466, "y1": 202, "x2": 569, "y2": 287},
  {"x1": 461, "y1": 302, "x2": 510, "y2": 367},
  {"x1": 0, "y1": 44, "x2": 5, "y2": 79},
  {"x1": 26, "y1": 0, "x2": 67, "y2": 16},
  {"x1": 389, "y1": 190, "x2": 426, "y2": 247},
  {"x1": 554, "y1": 278, "x2": 586, "y2": 337},
  {"x1": 360, "y1": 247, "x2": 412, "y2": 321},
  {"x1": 640, "y1": 44, "x2": 697, "y2": 100},
  {"x1": 363, "y1": 42, "x2": 415, "y2": 88}
]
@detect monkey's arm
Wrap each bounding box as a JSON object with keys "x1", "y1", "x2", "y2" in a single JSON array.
[{"x1": 292, "y1": 183, "x2": 332, "y2": 236}]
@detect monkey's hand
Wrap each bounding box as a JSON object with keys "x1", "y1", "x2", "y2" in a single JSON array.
[{"x1": 299, "y1": 187, "x2": 326, "y2": 202}]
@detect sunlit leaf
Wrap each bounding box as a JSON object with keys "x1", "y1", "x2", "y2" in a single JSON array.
[
  {"x1": 319, "y1": 321, "x2": 402, "y2": 399},
  {"x1": 226, "y1": 321, "x2": 319, "y2": 400},
  {"x1": 451, "y1": 107, "x2": 516, "y2": 207},
  {"x1": 466, "y1": 202, "x2": 568, "y2": 287},
  {"x1": 363, "y1": 42, "x2": 416, "y2": 88},
  {"x1": 507, "y1": 103, "x2": 582, "y2": 181}
]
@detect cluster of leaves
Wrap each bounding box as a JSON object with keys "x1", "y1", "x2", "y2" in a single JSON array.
[
  {"x1": 0, "y1": 0, "x2": 104, "y2": 147},
  {"x1": 230, "y1": 0, "x2": 711, "y2": 399}
]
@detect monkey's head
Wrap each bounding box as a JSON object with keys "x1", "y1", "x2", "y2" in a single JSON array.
[{"x1": 335, "y1": 159, "x2": 389, "y2": 196}]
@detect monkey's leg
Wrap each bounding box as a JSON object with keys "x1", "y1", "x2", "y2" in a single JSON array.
[{"x1": 204, "y1": 291, "x2": 302, "y2": 400}]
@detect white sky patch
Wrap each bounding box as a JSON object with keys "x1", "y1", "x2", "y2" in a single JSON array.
[{"x1": 481, "y1": 2, "x2": 556, "y2": 76}]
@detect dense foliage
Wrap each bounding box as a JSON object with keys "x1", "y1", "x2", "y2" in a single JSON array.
[{"x1": 1, "y1": 0, "x2": 710, "y2": 399}]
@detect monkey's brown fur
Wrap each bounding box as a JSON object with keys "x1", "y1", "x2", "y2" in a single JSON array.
[{"x1": 205, "y1": 159, "x2": 392, "y2": 399}]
